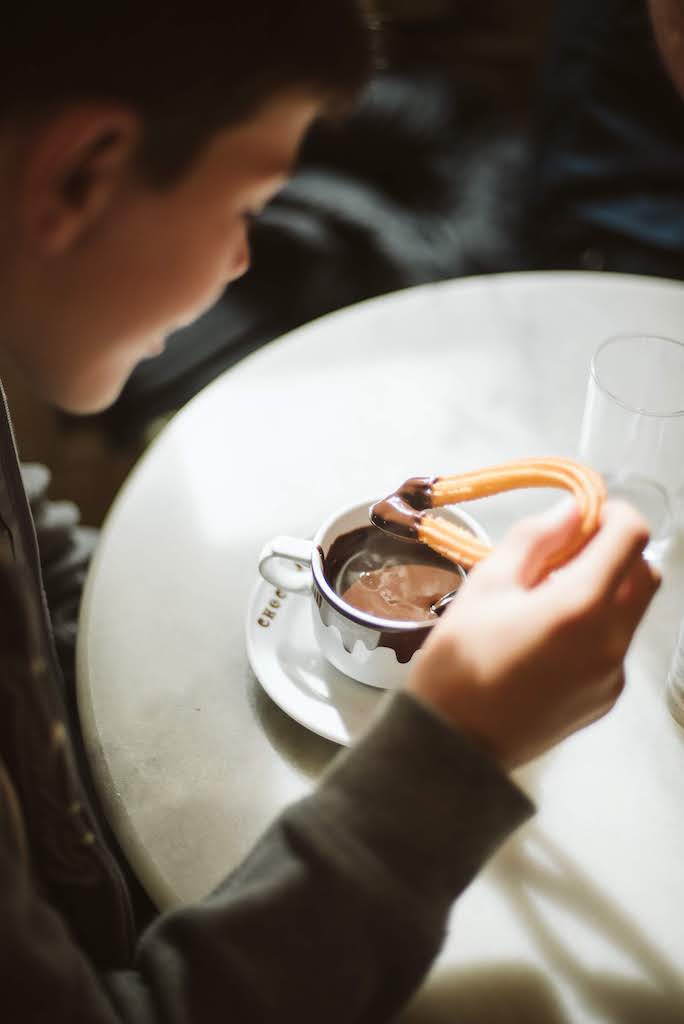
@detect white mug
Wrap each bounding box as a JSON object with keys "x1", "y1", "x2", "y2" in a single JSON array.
[{"x1": 258, "y1": 498, "x2": 488, "y2": 689}]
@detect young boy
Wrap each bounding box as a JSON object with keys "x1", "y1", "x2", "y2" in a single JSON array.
[{"x1": 0, "y1": 4, "x2": 660, "y2": 1021}]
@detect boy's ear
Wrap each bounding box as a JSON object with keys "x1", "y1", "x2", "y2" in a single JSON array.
[{"x1": 19, "y1": 105, "x2": 141, "y2": 255}]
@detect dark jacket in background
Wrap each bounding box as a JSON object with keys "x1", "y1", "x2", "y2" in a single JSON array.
[{"x1": 526, "y1": 0, "x2": 684, "y2": 278}]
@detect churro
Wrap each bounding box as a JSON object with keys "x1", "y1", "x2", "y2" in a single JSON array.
[{"x1": 370, "y1": 457, "x2": 606, "y2": 573}]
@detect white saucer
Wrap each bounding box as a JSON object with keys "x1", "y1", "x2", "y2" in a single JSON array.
[{"x1": 245, "y1": 576, "x2": 384, "y2": 746}]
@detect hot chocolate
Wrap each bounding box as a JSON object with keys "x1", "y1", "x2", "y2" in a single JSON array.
[{"x1": 323, "y1": 526, "x2": 464, "y2": 623}]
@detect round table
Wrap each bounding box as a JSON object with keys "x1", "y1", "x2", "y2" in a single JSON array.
[{"x1": 78, "y1": 272, "x2": 684, "y2": 1023}]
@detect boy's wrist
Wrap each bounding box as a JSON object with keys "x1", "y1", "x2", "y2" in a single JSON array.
[
  {"x1": 404, "y1": 678, "x2": 511, "y2": 770},
  {"x1": 315, "y1": 690, "x2": 534, "y2": 909}
]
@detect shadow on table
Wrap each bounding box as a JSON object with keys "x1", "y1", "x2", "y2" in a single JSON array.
[
  {"x1": 490, "y1": 827, "x2": 684, "y2": 1024},
  {"x1": 402, "y1": 962, "x2": 568, "y2": 1023},
  {"x1": 404, "y1": 824, "x2": 683, "y2": 1023},
  {"x1": 251, "y1": 676, "x2": 339, "y2": 781}
]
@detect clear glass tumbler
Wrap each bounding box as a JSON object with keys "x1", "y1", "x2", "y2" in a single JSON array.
[
  {"x1": 578, "y1": 334, "x2": 684, "y2": 562},
  {"x1": 667, "y1": 616, "x2": 684, "y2": 729}
]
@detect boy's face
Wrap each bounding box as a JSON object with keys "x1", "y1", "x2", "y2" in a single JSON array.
[{"x1": 0, "y1": 93, "x2": 320, "y2": 413}]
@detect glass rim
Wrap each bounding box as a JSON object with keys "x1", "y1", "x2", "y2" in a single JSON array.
[{"x1": 591, "y1": 333, "x2": 684, "y2": 419}]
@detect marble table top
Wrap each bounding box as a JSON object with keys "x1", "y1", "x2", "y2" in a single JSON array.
[{"x1": 77, "y1": 272, "x2": 684, "y2": 1023}]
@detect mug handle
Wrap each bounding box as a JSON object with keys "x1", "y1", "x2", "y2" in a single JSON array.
[{"x1": 258, "y1": 537, "x2": 314, "y2": 595}]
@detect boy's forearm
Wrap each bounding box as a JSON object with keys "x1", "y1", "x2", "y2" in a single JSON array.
[{"x1": 129, "y1": 692, "x2": 532, "y2": 1022}]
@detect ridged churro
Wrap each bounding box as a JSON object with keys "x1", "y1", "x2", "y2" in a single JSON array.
[{"x1": 370, "y1": 457, "x2": 606, "y2": 573}]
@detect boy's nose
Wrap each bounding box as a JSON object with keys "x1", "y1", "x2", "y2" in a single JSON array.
[{"x1": 229, "y1": 239, "x2": 250, "y2": 282}]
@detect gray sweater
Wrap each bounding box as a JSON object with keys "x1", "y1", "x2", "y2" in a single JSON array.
[{"x1": 0, "y1": 385, "x2": 532, "y2": 1022}]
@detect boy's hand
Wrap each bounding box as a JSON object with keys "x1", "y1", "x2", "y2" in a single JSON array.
[{"x1": 406, "y1": 500, "x2": 660, "y2": 769}]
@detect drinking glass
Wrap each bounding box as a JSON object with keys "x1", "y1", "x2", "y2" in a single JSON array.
[
  {"x1": 667, "y1": 615, "x2": 684, "y2": 729},
  {"x1": 578, "y1": 334, "x2": 684, "y2": 562}
]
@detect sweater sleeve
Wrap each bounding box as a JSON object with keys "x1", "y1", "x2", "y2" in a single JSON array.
[
  {"x1": 0, "y1": 690, "x2": 532, "y2": 1024},
  {"x1": 21, "y1": 462, "x2": 97, "y2": 663}
]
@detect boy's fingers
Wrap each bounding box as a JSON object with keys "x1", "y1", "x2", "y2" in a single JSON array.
[
  {"x1": 494, "y1": 500, "x2": 582, "y2": 586},
  {"x1": 613, "y1": 553, "x2": 661, "y2": 633},
  {"x1": 563, "y1": 499, "x2": 651, "y2": 597}
]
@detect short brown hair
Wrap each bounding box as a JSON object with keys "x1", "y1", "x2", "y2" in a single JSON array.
[{"x1": 2, "y1": 3, "x2": 377, "y2": 183}]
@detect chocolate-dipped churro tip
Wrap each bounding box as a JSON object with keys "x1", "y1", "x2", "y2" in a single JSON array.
[
  {"x1": 369, "y1": 477, "x2": 436, "y2": 542},
  {"x1": 369, "y1": 495, "x2": 420, "y2": 541},
  {"x1": 398, "y1": 476, "x2": 436, "y2": 510}
]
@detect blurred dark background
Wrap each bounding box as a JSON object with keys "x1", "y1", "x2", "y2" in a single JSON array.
[{"x1": 5, "y1": 0, "x2": 684, "y2": 525}]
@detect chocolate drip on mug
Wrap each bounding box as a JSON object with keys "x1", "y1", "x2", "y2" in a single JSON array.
[{"x1": 369, "y1": 476, "x2": 437, "y2": 541}]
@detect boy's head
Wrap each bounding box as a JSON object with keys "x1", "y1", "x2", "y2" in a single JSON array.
[{"x1": 0, "y1": 4, "x2": 375, "y2": 413}]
